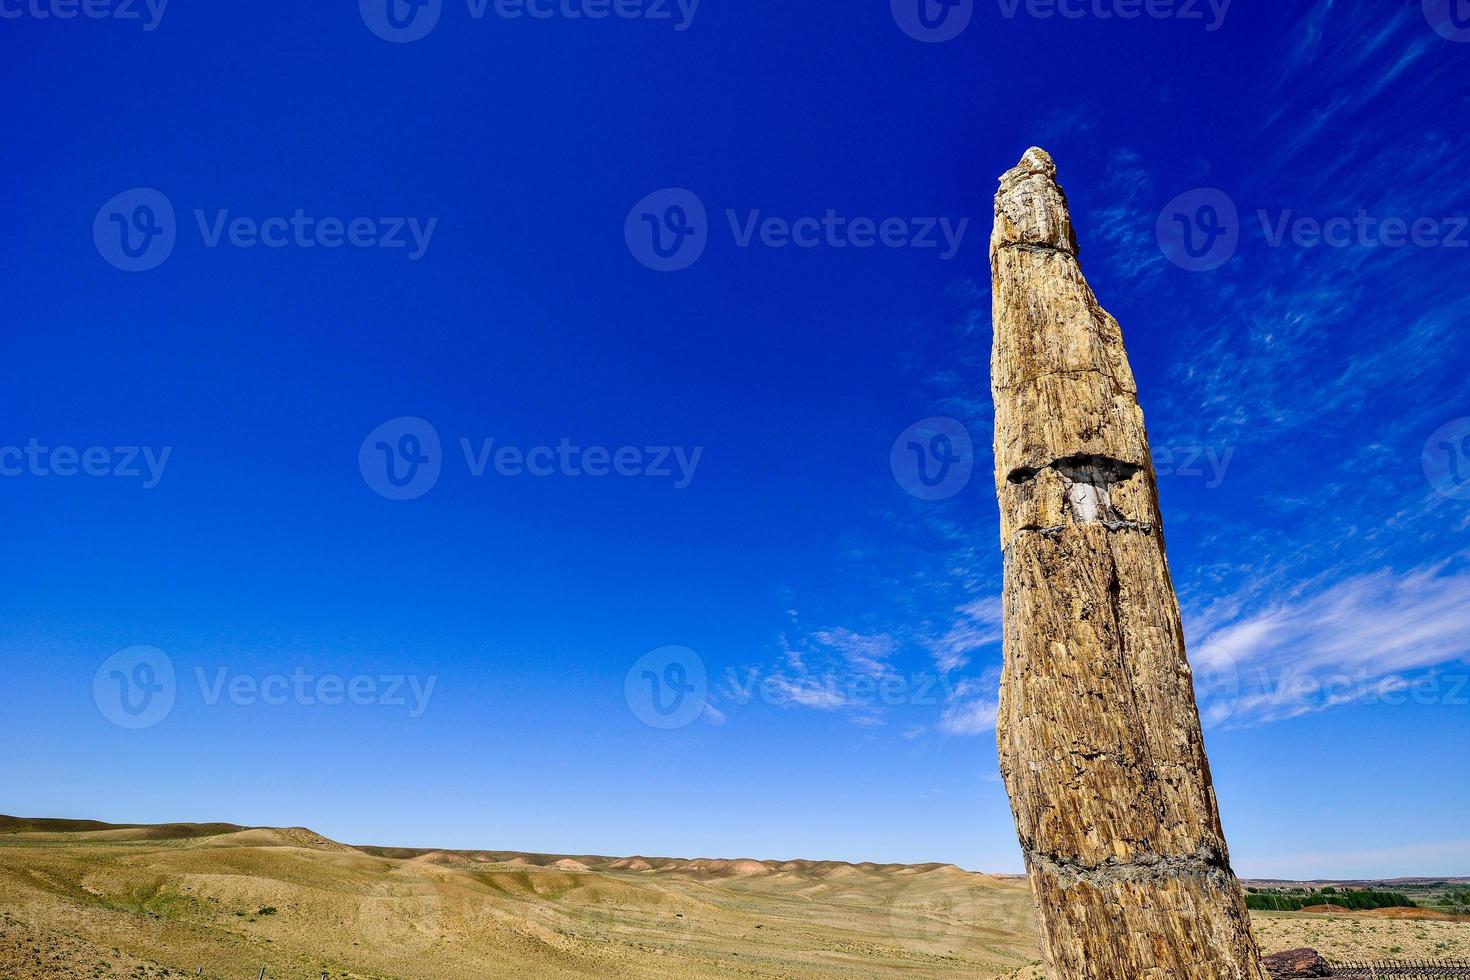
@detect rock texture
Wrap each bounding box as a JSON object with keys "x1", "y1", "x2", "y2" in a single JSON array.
[
  {"x1": 1263, "y1": 948, "x2": 1336, "y2": 978},
  {"x1": 990, "y1": 147, "x2": 1267, "y2": 980}
]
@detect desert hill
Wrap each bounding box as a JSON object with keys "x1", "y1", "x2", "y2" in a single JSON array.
[
  {"x1": 0, "y1": 814, "x2": 248, "y2": 840},
  {"x1": 353, "y1": 841, "x2": 987, "y2": 882},
  {"x1": 2, "y1": 815, "x2": 1468, "y2": 979},
  {"x1": 0, "y1": 813, "x2": 1041, "y2": 979}
]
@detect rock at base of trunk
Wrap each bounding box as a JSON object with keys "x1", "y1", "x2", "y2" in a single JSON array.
[{"x1": 1263, "y1": 948, "x2": 1334, "y2": 977}]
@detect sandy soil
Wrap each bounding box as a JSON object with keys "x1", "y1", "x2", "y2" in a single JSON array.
[
  {"x1": 2, "y1": 818, "x2": 1465, "y2": 979},
  {"x1": 0, "y1": 819, "x2": 1044, "y2": 978},
  {"x1": 1251, "y1": 908, "x2": 1470, "y2": 963}
]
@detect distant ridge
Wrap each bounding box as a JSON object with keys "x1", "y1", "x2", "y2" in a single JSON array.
[
  {"x1": 0, "y1": 814, "x2": 987, "y2": 879},
  {"x1": 351, "y1": 843, "x2": 988, "y2": 879},
  {"x1": 0, "y1": 814, "x2": 247, "y2": 839},
  {"x1": 5, "y1": 817, "x2": 1463, "y2": 885}
]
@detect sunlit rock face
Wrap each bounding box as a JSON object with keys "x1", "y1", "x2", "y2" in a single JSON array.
[{"x1": 990, "y1": 147, "x2": 1267, "y2": 980}]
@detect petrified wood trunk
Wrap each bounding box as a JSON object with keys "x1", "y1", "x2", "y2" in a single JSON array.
[{"x1": 990, "y1": 147, "x2": 1266, "y2": 980}]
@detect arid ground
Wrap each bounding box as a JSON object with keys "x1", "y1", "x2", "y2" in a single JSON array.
[{"x1": 1, "y1": 816, "x2": 1465, "y2": 979}]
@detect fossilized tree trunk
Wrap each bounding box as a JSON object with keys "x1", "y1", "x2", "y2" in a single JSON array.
[{"x1": 990, "y1": 147, "x2": 1266, "y2": 980}]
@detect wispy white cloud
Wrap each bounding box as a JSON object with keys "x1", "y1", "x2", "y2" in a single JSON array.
[
  {"x1": 810, "y1": 627, "x2": 896, "y2": 679},
  {"x1": 1085, "y1": 147, "x2": 1169, "y2": 291},
  {"x1": 1189, "y1": 564, "x2": 1470, "y2": 726},
  {"x1": 1033, "y1": 106, "x2": 1097, "y2": 147},
  {"x1": 925, "y1": 596, "x2": 1003, "y2": 673},
  {"x1": 754, "y1": 613, "x2": 901, "y2": 715},
  {"x1": 763, "y1": 675, "x2": 853, "y2": 711},
  {"x1": 733, "y1": 596, "x2": 1006, "y2": 736},
  {"x1": 1265, "y1": 6, "x2": 1433, "y2": 166},
  {"x1": 939, "y1": 674, "x2": 1000, "y2": 736},
  {"x1": 1150, "y1": 1, "x2": 1470, "y2": 465},
  {"x1": 747, "y1": 278, "x2": 1005, "y2": 734}
]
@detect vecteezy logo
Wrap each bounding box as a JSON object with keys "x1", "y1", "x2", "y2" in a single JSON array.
[
  {"x1": 93, "y1": 188, "x2": 176, "y2": 272},
  {"x1": 359, "y1": 417, "x2": 442, "y2": 500},
  {"x1": 890, "y1": 417, "x2": 974, "y2": 501},
  {"x1": 891, "y1": 0, "x2": 973, "y2": 42},
  {"x1": 1423, "y1": 417, "x2": 1470, "y2": 501},
  {"x1": 1424, "y1": 0, "x2": 1470, "y2": 42},
  {"x1": 625, "y1": 188, "x2": 708, "y2": 272},
  {"x1": 360, "y1": 0, "x2": 442, "y2": 42},
  {"x1": 1156, "y1": 188, "x2": 1240, "y2": 272},
  {"x1": 93, "y1": 646, "x2": 176, "y2": 730},
  {"x1": 624, "y1": 645, "x2": 708, "y2": 729}
]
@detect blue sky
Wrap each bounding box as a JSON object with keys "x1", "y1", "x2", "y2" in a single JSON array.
[{"x1": 3, "y1": 0, "x2": 1469, "y2": 880}]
